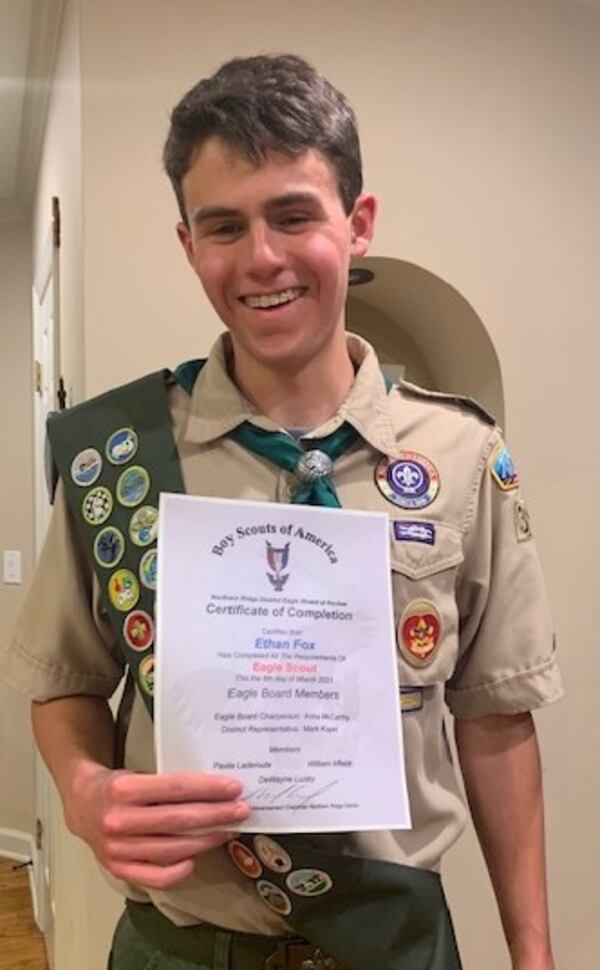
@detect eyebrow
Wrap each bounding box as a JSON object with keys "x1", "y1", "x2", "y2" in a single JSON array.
[{"x1": 190, "y1": 192, "x2": 322, "y2": 225}]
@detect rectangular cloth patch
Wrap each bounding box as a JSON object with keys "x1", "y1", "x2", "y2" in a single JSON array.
[
  {"x1": 400, "y1": 687, "x2": 424, "y2": 712},
  {"x1": 393, "y1": 521, "x2": 436, "y2": 545}
]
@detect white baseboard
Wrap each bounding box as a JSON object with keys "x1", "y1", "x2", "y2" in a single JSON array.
[{"x1": 0, "y1": 826, "x2": 41, "y2": 926}]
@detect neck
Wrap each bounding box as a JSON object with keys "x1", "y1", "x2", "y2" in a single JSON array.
[{"x1": 229, "y1": 336, "x2": 355, "y2": 428}]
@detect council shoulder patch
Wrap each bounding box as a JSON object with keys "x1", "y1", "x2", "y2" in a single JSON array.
[
  {"x1": 375, "y1": 451, "x2": 440, "y2": 510},
  {"x1": 398, "y1": 599, "x2": 442, "y2": 667},
  {"x1": 489, "y1": 441, "x2": 519, "y2": 491}
]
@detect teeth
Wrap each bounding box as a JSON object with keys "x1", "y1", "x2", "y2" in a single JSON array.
[{"x1": 243, "y1": 287, "x2": 303, "y2": 309}]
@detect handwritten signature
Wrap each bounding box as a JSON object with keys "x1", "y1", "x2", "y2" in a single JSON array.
[{"x1": 244, "y1": 779, "x2": 340, "y2": 812}]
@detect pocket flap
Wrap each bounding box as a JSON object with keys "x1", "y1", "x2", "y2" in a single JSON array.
[{"x1": 390, "y1": 521, "x2": 464, "y2": 580}]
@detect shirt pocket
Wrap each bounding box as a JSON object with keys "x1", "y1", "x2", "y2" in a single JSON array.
[{"x1": 390, "y1": 522, "x2": 464, "y2": 686}]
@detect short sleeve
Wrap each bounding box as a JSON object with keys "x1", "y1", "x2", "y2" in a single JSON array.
[
  {"x1": 0, "y1": 480, "x2": 125, "y2": 701},
  {"x1": 446, "y1": 434, "x2": 563, "y2": 719}
]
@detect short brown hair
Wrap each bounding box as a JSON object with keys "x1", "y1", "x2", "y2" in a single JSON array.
[{"x1": 163, "y1": 54, "x2": 363, "y2": 220}]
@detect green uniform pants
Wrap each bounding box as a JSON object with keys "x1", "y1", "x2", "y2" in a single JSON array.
[{"x1": 108, "y1": 902, "x2": 324, "y2": 970}]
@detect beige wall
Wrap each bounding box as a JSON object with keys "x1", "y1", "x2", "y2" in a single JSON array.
[
  {"x1": 24, "y1": 0, "x2": 600, "y2": 966},
  {"x1": 33, "y1": 0, "x2": 84, "y2": 405},
  {"x1": 0, "y1": 222, "x2": 35, "y2": 835}
]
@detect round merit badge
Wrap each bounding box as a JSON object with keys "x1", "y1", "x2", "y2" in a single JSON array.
[
  {"x1": 253, "y1": 835, "x2": 292, "y2": 874},
  {"x1": 227, "y1": 840, "x2": 263, "y2": 879},
  {"x1": 107, "y1": 569, "x2": 140, "y2": 612},
  {"x1": 256, "y1": 880, "x2": 292, "y2": 916},
  {"x1": 285, "y1": 868, "x2": 333, "y2": 897},
  {"x1": 129, "y1": 505, "x2": 158, "y2": 547},
  {"x1": 123, "y1": 610, "x2": 154, "y2": 652},
  {"x1": 398, "y1": 599, "x2": 442, "y2": 667},
  {"x1": 93, "y1": 526, "x2": 125, "y2": 568},
  {"x1": 116, "y1": 465, "x2": 150, "y2": 508},
  {"x1": 139, "y1": 548, "x2": 158, "y2": 590},
  {"x1": 489, "y1": 441, "x2": 519, "y2": 492},
  {"x1": 71, "y1": 448, "x2": 102, "y2": 487},
  {"x1": 375, "y1": 451, "x2": 440, "y2": 510},
  {"x1": 106, "y1": 427, "x2": 138, "y2": 465},
  {"x1": 82, "y1": 486, "x2": 113, "y2": 526},
  {"x1": 138, "y1": 654, "x2": 154, "y2": 696}
]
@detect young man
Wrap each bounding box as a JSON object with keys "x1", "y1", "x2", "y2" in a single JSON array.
[{"x1": 1, "y1": 55, "x2": 561, "y2": 969}]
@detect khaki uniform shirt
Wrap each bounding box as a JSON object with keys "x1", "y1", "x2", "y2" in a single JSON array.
[{"x1": 1, "y1": 334, "x2": 562, "y2": 934}]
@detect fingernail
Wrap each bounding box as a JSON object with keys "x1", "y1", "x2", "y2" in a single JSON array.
[
  {"x1": 233, "y1": 802, "x2": 249, "y2": 819},
  {"x1": 225, "y1": 780, "x2": 242, "y2": 796}
]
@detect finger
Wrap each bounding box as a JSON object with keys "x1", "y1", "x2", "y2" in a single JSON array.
[
  {"x1": 109, "y1": 858, "x2": 195, "y2": 890},
  {"x1": 103, "y1": 799, "x2": 250, "y2": 837},
  {"x1": 105, "y1": 831, "x2": 234, "y2": 865},
  {"x1": 106, "y1": 772, "x2": 244, "y2": 806}
]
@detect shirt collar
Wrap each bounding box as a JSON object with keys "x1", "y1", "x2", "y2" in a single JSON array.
[{"x1": 183, "y1": 332, "x2": 398, "y2": 457}]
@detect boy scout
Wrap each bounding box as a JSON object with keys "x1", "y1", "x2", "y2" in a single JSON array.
[{"x1": 1, "y1": 55, "x2": 562, "y2": 969}]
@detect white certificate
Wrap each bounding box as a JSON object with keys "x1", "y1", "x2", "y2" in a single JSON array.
[{"x1": 155, "y1": 494, "x2": 411, "y2": 833}]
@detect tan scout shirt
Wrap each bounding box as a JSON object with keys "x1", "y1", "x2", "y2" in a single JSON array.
[{"x1": 2, "y1": 333, "x2": 562, "y2": 934}]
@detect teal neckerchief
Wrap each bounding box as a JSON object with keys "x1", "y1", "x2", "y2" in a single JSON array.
[
  {"x1": 231, "y1": 421, "x2": 360, "y2": 506},
  {"x1": 48, "y1": 359, "x2": 461, "y2": 970}
]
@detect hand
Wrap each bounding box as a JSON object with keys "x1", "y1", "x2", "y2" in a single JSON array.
[{"x1": 64, "y1": 762, "x2": 249, "y2": 889}]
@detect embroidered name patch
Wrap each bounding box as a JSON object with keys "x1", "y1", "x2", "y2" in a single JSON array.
[{"x1": 394, "y1": 521, "x2": 436, "y2": 545}]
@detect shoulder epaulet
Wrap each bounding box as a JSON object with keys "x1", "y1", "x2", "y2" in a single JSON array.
[{"x1": 396, "y1": 380, "x2": 497, "y2": 426}]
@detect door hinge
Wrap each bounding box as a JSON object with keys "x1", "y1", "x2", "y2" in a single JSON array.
[
  {"x1": 34, "y1": 360, "x2": 43, "y2": 395},
  {"x1": 57, "y1": 376, "x2": 67, "y2": 410},
  {"x1": 52, "y1": 196, "x2": 60, "y2": 249},
  {"x1": 35, "y1": 817, "x2": 43, "y2": 851}
]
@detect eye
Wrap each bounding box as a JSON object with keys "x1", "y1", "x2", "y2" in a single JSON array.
[
  {"x1": 207, "y1": 221, "x2": 244, "y2": 239},
  {"x1": 277, "y1": 213, "x2": 311, "y2": 230}
]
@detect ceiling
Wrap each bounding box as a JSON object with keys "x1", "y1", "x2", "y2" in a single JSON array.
[{"x1": 0, "y1": 0, "x2": 63, "y2": 223}]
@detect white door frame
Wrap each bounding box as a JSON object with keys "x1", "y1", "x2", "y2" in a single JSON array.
[{"x1": 31, "y1": 199, "x2": 61, "y2": 961}]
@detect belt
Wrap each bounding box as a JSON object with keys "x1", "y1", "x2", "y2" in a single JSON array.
[{"x1": 126, "y1": 900, "x2": 347, "y2": 970}]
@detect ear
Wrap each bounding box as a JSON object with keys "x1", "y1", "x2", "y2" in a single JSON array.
[
  {"x1": 350, "y1": 193, "x2": 377, "y2": 258},
  {"x1": 176, "y1": 221, "x2": 196, "y2": 268}
]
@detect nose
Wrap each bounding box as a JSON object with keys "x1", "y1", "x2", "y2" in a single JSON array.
[{"x1": 244, "y1": 222, "x2": 285, "y2": 278}]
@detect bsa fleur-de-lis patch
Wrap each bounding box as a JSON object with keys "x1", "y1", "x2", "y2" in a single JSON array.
[{"x1": 266, "y1": 541, "x2": 290, "y2": 591}]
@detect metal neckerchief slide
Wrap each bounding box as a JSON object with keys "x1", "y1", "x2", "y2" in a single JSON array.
[{"x1": 47, "y1": 360, "x2": 462, "y2": 970}]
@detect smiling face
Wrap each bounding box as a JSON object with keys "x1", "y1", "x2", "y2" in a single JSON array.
[{"x1": 177, "y1": 137, "x2": 375, "y2": 376}]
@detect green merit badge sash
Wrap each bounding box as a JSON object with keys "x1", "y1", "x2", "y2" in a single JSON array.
[{"x1": 47, "y1": 363, "x2": 461, "y2": 970}]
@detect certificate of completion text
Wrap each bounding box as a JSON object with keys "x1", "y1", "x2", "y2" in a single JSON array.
[{"x1": 156, "y1": 494, "x2": 410, "y2": 833}]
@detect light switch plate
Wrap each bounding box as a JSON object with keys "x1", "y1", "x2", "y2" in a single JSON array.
[{"x1": 3, "y1": 550, "x2": 22, "y2": 585}]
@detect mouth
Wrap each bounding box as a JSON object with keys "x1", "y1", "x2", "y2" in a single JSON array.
[{"x1": 240, "y1": 286, "x2": 305, "y2": 310}]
